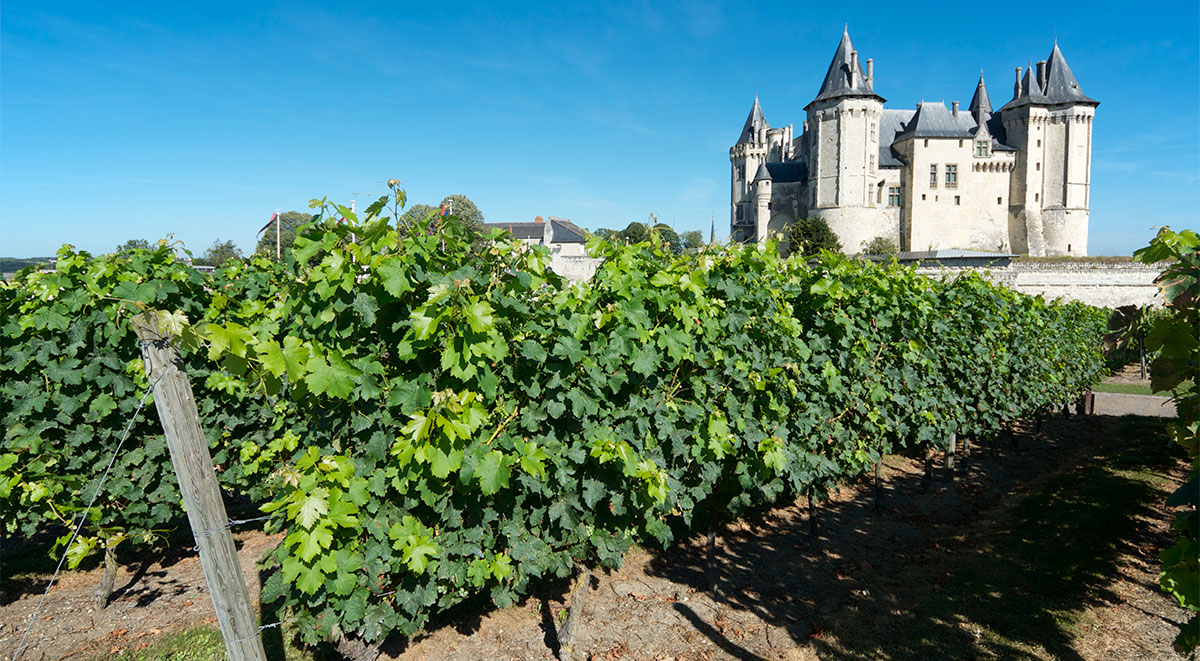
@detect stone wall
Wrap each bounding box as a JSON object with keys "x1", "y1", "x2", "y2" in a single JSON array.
[
  {"x1": 916, "y1": 260, "x2": 1162, "y2": 308},
  {"x1": 549, "y1": 255, "x2": 603, "y2": 282}
]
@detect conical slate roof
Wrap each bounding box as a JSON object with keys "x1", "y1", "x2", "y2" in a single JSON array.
[
  {"x1": 753, "y1": 162, "x2": 772, "y2": 181},
  {"x1": 1043, "y1": 43, "x2": 1098, "y2": 105},
  {"x1": 968, "y1": 73, "x2": 992, "y2": 116},
  {"x1": 736, "y1": 96, "x2": 766, "y2": 145},
  {"x1": 806, "y1": 27, "x2": 885, "y2": 109}
]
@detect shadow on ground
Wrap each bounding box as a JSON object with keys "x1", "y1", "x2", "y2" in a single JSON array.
[{"x1": 644, "y1": 413, "x2": 1177, "y2": 660}]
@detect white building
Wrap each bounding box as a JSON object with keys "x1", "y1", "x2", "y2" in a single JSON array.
[{"x1": 730, "y1": 28, "x2": 1098, "y2": 256}]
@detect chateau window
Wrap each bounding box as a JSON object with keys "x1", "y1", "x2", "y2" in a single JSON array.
[
  {"x1": 736, "y1": 205, "x2": 744, "y2": 221},
  {"x1": 975, "y1": 141, "x2": 990, "y2": 157},
  {"x1": 997, "y1": 197, "x2": 1002, "y2": 205},
  {"x1": 870, "y1": 156, "x2": 875, "y2": 171},
  {"x1": 888, "y1": 187, "x2": 901, "y2": 207},
  {"x1": 921, "y1": 194, "x2": 926, "y2": 201},
  {"x1": 1037, "y1": 139, "x2": 1042, "y2": 147},
  {"x1": 870, "y1": 125, "x2": 876, "y2": 141},
  {"x1": 946, "y1": 164, "x2": 958, "y2": 187},
  {"x1": 929, "y1": 164, "x2": 938, "y2": 187},
  {"x1": 954, "y1": 195, "x2": 961, "y2": 205}
]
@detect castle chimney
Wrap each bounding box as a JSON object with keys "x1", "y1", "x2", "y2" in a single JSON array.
[
  {"x1": 952, "y1": 101, "x2": 959, "y2": 118},
  {"x1": 866, "y1": 58, "x2": 874, "y2": 88},
  {"x1": 1015, "y1": 66, "x2": 1023, "y2": 97},
  {"x1": 535, "y1": 216, "x2": 544, "y2": 223},
  {"x1": 1036, "y1": 60, "x2": 1047, "y2": 91},
  {"x1": 850, "y1": 51, "x2": 859, "y2": 86}
]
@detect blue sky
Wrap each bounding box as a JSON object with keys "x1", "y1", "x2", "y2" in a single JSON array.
[{"x1": 2, "y1": 1, "x2": 1197, "y2": 257}]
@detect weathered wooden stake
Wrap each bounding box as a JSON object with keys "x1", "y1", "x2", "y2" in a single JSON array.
[
  {"x1": 945, "y1": 432, "x2": 957, "y2": 481},
  {"x1": 705, "y1": 518, "x2": 720, "y2": 597},
  {"x1": 873, "y1": 460, "x2": 884, "y2": 512},
  {"x1": 557, "y1": 562, "x2": 592, "y2": 661},
  {"x1": 133, "y1": 314, "x2": 266, "y2": 661}
]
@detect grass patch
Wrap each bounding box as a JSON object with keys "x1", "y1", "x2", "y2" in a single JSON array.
[
  {"x1": 816, "y1": 415, "x2": 1180, "y2": 660},
  {"x1": 99, "y1": 621, "x2": 330, "y2": 661},
  {"x1": 1094, "y1": 382, "x2": 1158, "y2": 396}
]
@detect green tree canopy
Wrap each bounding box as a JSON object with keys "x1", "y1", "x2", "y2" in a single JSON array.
[
  {"x1": 400, "y1": 204, "x2": 439, "y2": 226},
  {"x1": 114, "y1": 239, "x2": 151, "y2": 255},
  {"x1": 620, "y1": 222, "x2": 649, "y2": 244},
  {"x1": 195, "y1": 239, "x2": 243, "y2": 267},
  {"x1": 440, "y1": 194, "x2": 484, "y2": 227},
  {"x1": 651, "y1": 224, "x2": 682, "y2": 254},
  {"x1": 861, "y1": 235, "x2": 898, "y2": 257},
  {"x1": 786, "y1": 217, "x2": 842, "y2": 257},
  {"x1": 681, "y1": 230, "x2": 704, "y2": 252},
  {"x1": 255, "y1": 211, "x2": 314, "y2": 258}
]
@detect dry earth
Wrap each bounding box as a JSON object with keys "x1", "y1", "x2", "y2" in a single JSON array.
[{"x1": 1, "y1": 402, "x2": 1189, "y2": 661}]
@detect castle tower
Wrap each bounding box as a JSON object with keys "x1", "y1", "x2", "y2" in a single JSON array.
[
  {"x1": 802, "y1": 27, "x2": 888, "y2": 251},
  {"x1": 753, "y1": 162, "x2": 773, "y2": 241},
  {"x1": 1001, "y1": 42, "x2": 1098, "y2": 255},
  {"x1": 730, "y1": 96, "x2": 769, "y2": 243}
]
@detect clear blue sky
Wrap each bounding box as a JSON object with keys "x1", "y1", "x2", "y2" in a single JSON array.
[{"x1": 2, "y1": 1, "x2": 1197, "y2": 257}]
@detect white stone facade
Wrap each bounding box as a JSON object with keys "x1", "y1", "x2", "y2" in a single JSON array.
[{"x1": 730, "y1": 29, "x2": 1098, "y2": 256}]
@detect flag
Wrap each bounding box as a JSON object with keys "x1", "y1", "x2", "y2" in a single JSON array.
[{"x1": 257, "y1": 212, "x2": 279, "y2": 236}]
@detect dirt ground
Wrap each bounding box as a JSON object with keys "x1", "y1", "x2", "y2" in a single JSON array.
[{"x1": 1, "y1": 406, "x2": 1189, "y2": 661}]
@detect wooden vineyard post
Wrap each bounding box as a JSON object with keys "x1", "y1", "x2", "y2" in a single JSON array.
[
  {"x1": 945, "y1": 432, "x2": 957, "y2": 481},
  {"x1": 132, "y1": 314, "x2": 267, "y2": 661}
]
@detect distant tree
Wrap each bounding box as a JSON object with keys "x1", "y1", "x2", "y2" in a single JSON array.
[
  {"x1": 195, "y1": 239, "x2": 243, "y2": 267},
  {"x1": 114, "y1": 238, "x2": 151, "y2": 255},
  {"x1": 440, "y1": 194, "x2": 484, "y2": 226},
  {"x1": 786, "y1": 217, "x2": 842, "y2": 257},
  {"x1": 681, "y1": 230, "x2": 704, "y2": 252},
  {"x1": 254, "y1": 211, "x2": 313, "y2": 257},
  {"x1": 399, "y1": 204, "x2": 439, "y2": 225},
  {"x1": 651, "y1": 224, "x2": 683, "y2": 254},
  {"x1": 861, "y1": 235, "x2": 898, "y2": 257},
  {"x1": 591, "y1": 228, "x2": 620, "y2": 241},
  {"x1": 620, "y1": 222, "x2": 649, "y2": 244}
]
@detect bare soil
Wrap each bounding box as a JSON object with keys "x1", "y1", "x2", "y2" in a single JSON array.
[{"x1": 1, "y1": 410, "x2": 1189, "y2": 661}]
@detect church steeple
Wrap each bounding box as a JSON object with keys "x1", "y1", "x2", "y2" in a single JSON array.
[{"x1": 736, "y1": 95, "x2": 767, "y2": 145}]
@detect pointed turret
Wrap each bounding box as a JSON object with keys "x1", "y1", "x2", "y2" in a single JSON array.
[
  {"x1": 736, "y1": 95, "x2": 767, "y2": 144},
  {"x1": 753, "y1": 162, "x2": 772, "y2": 182},
  {"x1": 968, "y1": 73, "x2": 992, "y2": 118},
  {"x1": 805, "y1": 26, "x2": 885, "y2": 109},
  {"x1": 1043, "y1": 43, "x2": 1098, "y2": 105}
]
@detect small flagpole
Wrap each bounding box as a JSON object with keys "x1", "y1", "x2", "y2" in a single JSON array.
[{"x1": 275, "y1": 209, "x2": 281, "y2": 260}]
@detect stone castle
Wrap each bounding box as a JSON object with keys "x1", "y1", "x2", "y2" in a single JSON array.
[{"x1": 729, "y1": 28, "x2": 1098, "y2": 256}]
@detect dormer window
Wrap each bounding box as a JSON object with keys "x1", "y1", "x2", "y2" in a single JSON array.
[{"x1": 975, "y1": 140, "x2": 990, "y2": 157}]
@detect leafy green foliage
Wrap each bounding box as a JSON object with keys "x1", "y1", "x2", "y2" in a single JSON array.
[
  {"x1": 255, "y1": 211, "x2": 315, "y2": 257},
  {"x1": 202, "y1": 190, "x2": 1105, "y2": 646},
  {"x1": 861, "y1": 235, "x2": 898, "y2": 256},
  {"x1": 0, "y1": 244, "x2": 284, "y2": 566},
  {"x1": 786, "y1": 216, "x2": 842, "y2": 256},
  {"x1": 194, "y1": 239, "x2": 244, "y2": 267},
  {"x1": 1134, "y1": 227, "x2": 1200, "y2": 656},
  {"x1": 1, "y1": 187, "x2": 1109, "y2": 651}
]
